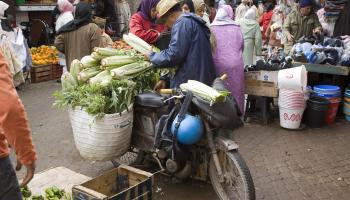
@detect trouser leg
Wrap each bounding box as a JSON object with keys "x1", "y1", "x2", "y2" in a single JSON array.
[{"x1": 0, "y1": 156, "x2": 22, "y2": 200}]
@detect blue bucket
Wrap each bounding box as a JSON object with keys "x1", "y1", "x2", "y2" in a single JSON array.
[
  {"x1": 346, "y1": 115, "x2": 350, "y2": 122},
  {"x1": 313, "y1": 85, "x2": 341, "y2": 98}
]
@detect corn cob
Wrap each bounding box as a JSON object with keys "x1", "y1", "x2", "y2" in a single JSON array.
[
  {"x1": 94, "y1": 47, "x2": 123, "y2": 57},
  {"x1": 123, "y1": 34, "x2": 152, "y2": 55},
  {"x1": 80, "y1": 55, "x2": 99, "y2": 68},
  {"x1": 180, "y1": 80, "x2": 225, "y2": 103},
  {"x1": 77, "y1": 68, "x2": 101, "y2": 82},
  {"x1": 100, "y1": 55, "x2": 135, "y2": 68},
  {"x1": 70, "y1": 59, "x2": 82, "y2": 81},
  {"x1": 91, "y1": 52, "x2": 107, "y2": 61},
  {"x1": 89, "y1": 70, "x2": 111, "y2": 85},
  {"x1": 111, "y1": 62, "x2": 152, "y2": 79},
  {"x1": 61, "y1": 72, "x2": 77, "y2": 89}
]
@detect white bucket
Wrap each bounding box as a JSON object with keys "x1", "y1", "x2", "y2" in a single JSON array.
[
  {"x1": 278, "y1": 66, "x2": 307, "y2": 91},
  {"x1": 279, "y1": 106, "x2": 305, "y2": 129},
  {"x1": 68, "y1": 105, "x2": 133, "y2": 161},
  {"x1": 279, "y1": 89, "x2": 307, "y2": 109}
]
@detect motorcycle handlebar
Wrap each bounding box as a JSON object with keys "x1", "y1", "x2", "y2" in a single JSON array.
[{"x1": 159, "y1": 89, "x2": 174, "y2": 94}]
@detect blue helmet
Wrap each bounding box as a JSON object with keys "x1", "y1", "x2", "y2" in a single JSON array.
[{"x1": 171, "y1": 114, "x2": 203, "y2": 145}]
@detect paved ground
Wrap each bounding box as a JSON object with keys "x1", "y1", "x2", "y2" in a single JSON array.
[{"x1": 14, "y1": 81, "x2": 350, "y2": 200}]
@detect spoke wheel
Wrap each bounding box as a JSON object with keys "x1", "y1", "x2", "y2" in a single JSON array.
[{"x1": 209, "y1": 151, "x2": 255, "y2": 200}]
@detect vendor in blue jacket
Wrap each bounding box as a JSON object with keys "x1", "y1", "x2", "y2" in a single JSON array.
[{"x1": 146, "y1": 0, "x2": 216, "y2": 90}]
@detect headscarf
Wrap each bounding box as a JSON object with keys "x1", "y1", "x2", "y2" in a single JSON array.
[
  {"x1": 211, "y1": 5, "x2": 237, "y2": 26},
  {"x1": 299, "y1": 0, "x2": 313, "y2": 8},
  {"x1": 193, "y1": 0, "x2": 205, "y2": 14},
  {"x1": 137, "y1": 0, "x2": 160, "y2": 21},
  {"x1": 244, "y1": 8, "x2": 256, "y2": 20},
  {"x1": 0, "y1": 1, "x2": 8, "y2": 19},
  {"x1": 57, "y1": 2, "x2": 92, "y2": 34},
  {"x1": 57, "y1": 0, "x2": 74, "y2": 13},
  {"x1": 182, "y1": 0, "x2": 195, "y2": 13},
  {"x1": 0, "y1": 1, "x2": 12, "y2": 32}
]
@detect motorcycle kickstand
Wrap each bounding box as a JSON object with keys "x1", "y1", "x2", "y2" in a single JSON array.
[
  {"x1": 152, "y1": 152, "x2": 166, "y2": 173},
  {"x1": 204, "y1": 120, "x2": 225, "y2": 183}
]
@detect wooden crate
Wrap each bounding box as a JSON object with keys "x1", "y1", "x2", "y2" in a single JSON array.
[
  {"x1": 72, "y1": 165, "x2": 153, "y2": 200},
  {"x1": 31, "y1": 64, "x2": 52, "y2": 83},
  {"x1": 52, "y1": 64, "x2": 63, "y2": 80}
]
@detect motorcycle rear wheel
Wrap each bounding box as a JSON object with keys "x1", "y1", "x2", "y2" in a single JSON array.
[{"x1": 209, "y1": 150, "x2": 255, "y2": 200}]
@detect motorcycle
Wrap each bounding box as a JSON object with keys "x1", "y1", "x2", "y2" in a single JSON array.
[{"x1": 113, "y1": 75, "x2": 256, "y2": 200}]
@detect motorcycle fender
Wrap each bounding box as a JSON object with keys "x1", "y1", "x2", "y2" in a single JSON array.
[{"x1": 215, "y1": 136, "x2": 239, "y2": 151}]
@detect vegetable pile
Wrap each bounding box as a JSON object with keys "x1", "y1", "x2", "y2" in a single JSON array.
[
  {"x1": 54, "y1": 34, "x2": 159, "y2": 117},
  {"x1": 21, "y1": 186, "x2": 71, "y2": 200},
  {"x1": 31, "y1": 45, "x2": 59, "y2": 65}
]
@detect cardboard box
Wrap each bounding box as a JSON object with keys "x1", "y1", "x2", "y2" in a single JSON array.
[
  {"x1": 72, "y1": 165, "x2": 153, "y2": 200},
  {"x1": 245, "y1": 71, "x2": 279, "y2": 97},
  {"x1": 245, "y1": 71, "x2": 278, "y2": 84},
  {"x1": 27, "y1": 167, "x2": 91, "y2": 196},
  {"x1": 245, "y1": 79, "x2": 278, "y2": 97}
]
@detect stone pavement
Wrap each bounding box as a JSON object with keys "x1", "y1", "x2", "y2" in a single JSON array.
[
  {"x1": 16, "y1": 81, "x2": 350, "y2": 200},
  {"x1": 236, "y1": 121, "x2": 350, "y2": 200}
]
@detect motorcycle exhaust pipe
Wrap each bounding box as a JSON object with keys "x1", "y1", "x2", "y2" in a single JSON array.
[{"x1": 174, "y1": 161, "x2": 192, "y2": 179}]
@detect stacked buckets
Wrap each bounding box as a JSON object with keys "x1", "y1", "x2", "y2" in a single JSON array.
[
  {"x1": 278, "y1": 66, "x2": 308, "y2": 129},
  {"x1": 344, "y1": 88, "x2": 350, "y2": 121},
  {"x1": 279, "y1": 89, "x2": 307, "y2": 129}
]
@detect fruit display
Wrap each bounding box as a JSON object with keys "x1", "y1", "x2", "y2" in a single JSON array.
[{"x1": 31, "y1": 45, "x2": 59, "y2": 65}]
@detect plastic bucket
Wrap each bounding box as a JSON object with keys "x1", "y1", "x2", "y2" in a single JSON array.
[
  {"x1": 346, "y1": 115, "x2": 350, "y2": 122},
  {"x1": 279, "y1": 89, "x2": 307, "y2": 109},
  {"x1": 313, "y1": 85, "x2": 341, "y2": 98},
  {"x1": 325, "y1": 97, "x2": 341, "y2": 125},
  {"x1": 279, "y1": 107, "x2": 305, "y2": 129},
  {"x1": 305, "y1": 97, "x2": 329, "y2": 128},
  {"x1": 278, "y1": 66, "x2": 307, "y2": 90},
  {"x1": 344, "y1": 106, "x2": 350, "y2": 115}
]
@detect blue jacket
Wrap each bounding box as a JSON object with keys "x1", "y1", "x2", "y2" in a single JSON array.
[{"x1": 150, "y1": 13, "x2": 216, "y2": 88}]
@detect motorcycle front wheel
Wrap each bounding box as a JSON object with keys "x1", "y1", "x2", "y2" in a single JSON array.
[{"x1": 209, "y1": 150, "x2": 255, "y2": 200}]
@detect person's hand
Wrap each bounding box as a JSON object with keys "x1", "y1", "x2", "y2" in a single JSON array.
[
  {"x1": 287, "y1": 34, "x2": 294, "y2": 42},
  {"x1": 105, "y1": 27, "x2": 116, "y2": 36},
  {"x1": 16, "y1": 159, "x2": 36, "y2": 186},
  {"x1": 143, "y1": 53, "x2": 150, "y2": 61},
  {"x1": 154, "y1": 80, "x2": 166, "y2": 92},
  {"x1": 314, "y1": 27, "x2": 322, "y2": 34}
]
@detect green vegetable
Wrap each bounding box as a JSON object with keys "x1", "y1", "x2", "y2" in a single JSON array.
[
  {"x1": 54, "y1": 79, "x2": 136, "y2": 118},
  {"x1": 31, "y1": 195, "x2": 44, "y2": 200},
  {"x1": 77, "y1": 68, "x2": 101, "y2": 82},
  {"x1": 61, "y1": 72, "x2": 78, "y2": 90},
  {"x1": 111, "y1": 61, "x2": 152, "y2": 79},
  {"x1": 21, "y1": 186, "x2": 32, "y2": 198},
  {"x1": 80, "y1": 55, "x2": 99, "y2": 68},
  {"x1": 91, "y1": 52, "x2": 106, "y2": 60},
  {"x1": 94, "y1": 47, "x2": 123, "y2": 57},
  {"x1": 45, "y1": 188, "x2": 55, "y2": 198},
  {"x1": 100, "y1": 55, "x2": 135, "y2": 69},
  {"x1": 123, "y1": 33, "x2": 153, "y2": 55},
  {"x1": 70, "y1": 59, "x2": 82, "y2": 81},
  {"x1": 89, "y1": 70, "x2": 111, "y2": 85},
  {"x1": 180, "y1": 80, "x2": 226, "y2": 104}
]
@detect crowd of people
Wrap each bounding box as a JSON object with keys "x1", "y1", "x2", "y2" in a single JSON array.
[{"x1": 1, "y1": 0, "x2": 350, "y2": 199}]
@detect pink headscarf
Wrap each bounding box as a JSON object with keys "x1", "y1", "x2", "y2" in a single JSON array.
[
  {"x1": 211, "y1": 5, "x2": 237, "y2": 26},
  {"x1": 57, "y1": 0, "x2": 74, "y2": 13}
]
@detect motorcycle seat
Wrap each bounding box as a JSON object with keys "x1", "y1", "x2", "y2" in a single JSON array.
[{"x1": 135, "y1": 92, "x2": 165, "y2": 108}]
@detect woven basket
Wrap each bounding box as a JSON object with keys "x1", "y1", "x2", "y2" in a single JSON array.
[{"x1": 68, "y1": 105, "x2": 133, "y2": 161}]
